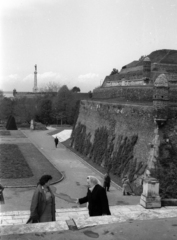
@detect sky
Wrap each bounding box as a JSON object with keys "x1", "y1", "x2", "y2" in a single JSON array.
[{"x1": 0, "y1": 0, "x2": 177, "y2": 94}]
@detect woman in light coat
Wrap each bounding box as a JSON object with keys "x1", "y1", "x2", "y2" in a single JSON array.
[{"x1": 27, "y1": 175, "x2": 55, "y2": 223}]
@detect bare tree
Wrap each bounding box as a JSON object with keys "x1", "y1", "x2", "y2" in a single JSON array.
[{"x1": 39, "y1": 82, "x2": 61, "y2": 92}]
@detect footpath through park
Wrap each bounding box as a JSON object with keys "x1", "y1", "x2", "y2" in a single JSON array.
[{"x1": 0, "y1": 129, "x2": 177, "y2": 239}]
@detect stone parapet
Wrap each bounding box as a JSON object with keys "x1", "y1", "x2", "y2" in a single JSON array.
[
  {"x1": 93, "y1": 85, "x2": 177, "y2": 103},
  {"x1": 93, "y1": 86, "x2": 153, "y2": 102},
  {"x1": 1, "y1": 205, "x2": 177, "y2": 236}
]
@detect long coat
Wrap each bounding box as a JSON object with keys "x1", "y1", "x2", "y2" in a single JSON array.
[
  {"x1": 122, "y1": 178, "x2": 132, "y2": 195},
  {"x1": 103, "y1": 175, "x2": 111, "y2": 188},
  {"x1": 79, "y1": 184, "x2": 111, "y2": 217},
  {"x1": 27, "y1": 185, "x2": 55, "y2": 223},
  {"x1": 0, "y1": 184, "x2": 5, "y2": 204}
]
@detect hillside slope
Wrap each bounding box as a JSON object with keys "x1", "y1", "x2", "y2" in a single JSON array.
[{"x1": 124, "y1": 49, "x2": 177, "y2": 68}]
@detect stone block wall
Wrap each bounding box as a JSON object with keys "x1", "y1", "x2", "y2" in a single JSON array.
[
  {"x1": 93, "y1": 86, "x2": 177, "y2": 103},
  {"x1": 169, "y1": 86, "x2": 177, "y2": 102},
  {"x1": 72, "y1": 100, "x2": 156, "y2": 190},
  {"x1": 72, "y1": 100, "x2": 177, "y2": 196},
  {"x1": 76, "y1": 100, "x2": 155, "y2": 164},
  {"x1": 93, "y1": 86, "x2": 153, "y2": 102}
]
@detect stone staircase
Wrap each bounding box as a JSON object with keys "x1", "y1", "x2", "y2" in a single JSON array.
[{"x1": 1, "y1": 205, "x2": 177, "y2": 236}]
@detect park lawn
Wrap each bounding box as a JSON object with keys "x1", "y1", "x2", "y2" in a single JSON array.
[
  {"x1": 0, "y1": 131, "x2": 10, "y2": 136},
  {"x1": 0, "y1": 144, "x2": 33, "y2": 179},
  {"x1": 0, "y1": 142, "x2": 63, "y2": 187}
]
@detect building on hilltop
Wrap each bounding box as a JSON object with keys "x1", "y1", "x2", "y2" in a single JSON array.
[{"x1": 102, "y1": 49, "x2": 177, "y2": 87}]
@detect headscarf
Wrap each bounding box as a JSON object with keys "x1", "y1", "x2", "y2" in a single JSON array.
[{"x1": 87, "y1": 176, "x2": 101, "y2": 186}]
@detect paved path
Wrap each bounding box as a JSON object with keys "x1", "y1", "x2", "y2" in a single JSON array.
[{"x1": 1, "y1": 129, "x2": 140, "y2": 212}]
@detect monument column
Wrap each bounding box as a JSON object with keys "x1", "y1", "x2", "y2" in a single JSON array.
[{"x1": 33, "y1": 64, "x2": 38, "y2": 92}]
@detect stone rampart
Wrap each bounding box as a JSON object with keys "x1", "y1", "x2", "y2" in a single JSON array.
[
  {"x1": 93, "y1": 86, "x2": 153, "y2": 102},
  {"x1": 77, "y1": 100, "x2": 154, "y2": 164},
  {"x1": 72, "y1": 99, "x2": 177, "y2": 193},
  {"x1": 93, "y1": 86, "x2": 177, "y2": 103},
  {"x1": 72, "y1": 100, "x2": 156, "y2": 191}
]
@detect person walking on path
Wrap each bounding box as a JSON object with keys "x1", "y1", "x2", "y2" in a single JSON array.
[
  {"x1": 27, "y1": 175, "x2": 55, "y2": 223},
  {"x1": 103, "y1": 172, "x2": 111, "y2": 192},
  {"x1": 0, "y1": 184, "x2": 5, "y2": 204},
  {"x1": 122, "y1": 175, "x2": 134, "y2": 196},
  {"x1": 75, "y1": 176, "x2": 111, "y2": 217},
  {"x1": 54, "y1": 136, "x2": 59, "y2": 148}
]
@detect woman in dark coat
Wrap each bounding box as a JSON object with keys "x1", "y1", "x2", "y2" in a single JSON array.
[
  {"x1": 0, "y1": 184, "x2": 5, "y2": 204},
  {"x1": 27, "y1": 175, "x2": 55, "y2": 223},
  {"x1": 77, "y1": 176, "x2": 111, "y2": 217}
]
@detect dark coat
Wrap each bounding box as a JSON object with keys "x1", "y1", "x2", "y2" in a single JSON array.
[
  {"x1": 0, "y1": 184, "x2": 5, "y2": 204},
  {"x1": 27, "y1": 185, "x2": 55, "y2": 223},
  {"x1": 54, "y1": 138, "x2": 59, "y2": 144},
  {"x1": 104, "y1": 175, "x2": 111, "y2": 187},
  {"x1": 79, "y1": 184, "x2": 111, "y2": 217}
]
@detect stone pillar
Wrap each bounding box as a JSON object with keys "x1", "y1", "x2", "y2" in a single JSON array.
[{"x1": 140, "y1": 177, "x2": 161, "y2": 208}]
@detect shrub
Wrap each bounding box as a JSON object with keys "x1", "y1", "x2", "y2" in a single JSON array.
[
  {"x1": 6, "y1": 115, "x2": 17, "y2": 130},
  {"x1": 91, "y1": 127, "x2": 108, "y2": 165},
  {"x1": 111, "y1": 135, "x2": 138, "y2": 178},
  {"x1": 155, "y1": 141, "x2": 177, "y2": 198}
]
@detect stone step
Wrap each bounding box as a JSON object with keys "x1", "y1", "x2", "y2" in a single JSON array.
[
  {"x1": 0, "y1": 205, "x2": 177, "y2": 236},
  {"x1": 0, "y1": 207, "x2": 89, "y2": 226}
]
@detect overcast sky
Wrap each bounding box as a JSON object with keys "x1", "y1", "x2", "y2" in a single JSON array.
[{"x1": 0, "y1": 0, "x2": 177, "y2": 93}]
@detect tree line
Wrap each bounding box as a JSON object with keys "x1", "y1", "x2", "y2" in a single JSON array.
[{"x1": 0, "y1": 84, "x2": 88, "y2": 126}]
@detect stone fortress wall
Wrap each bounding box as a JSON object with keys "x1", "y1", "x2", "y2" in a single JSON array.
[
  {"x1": 77, "y1": 99, "x2": 155, "y2": 167},
  {"x1": 93, "y1": 85, "x2": 177, "y2": 103},
  {"x1": 73, "y1": 74, "x2": 177, "y2": 190},
  {"x1": 76, "y1": 95, "x2": 177, "y2": 174},
  {"x1": 72, "y1": 50, "x2": 177, "y2": 191}
]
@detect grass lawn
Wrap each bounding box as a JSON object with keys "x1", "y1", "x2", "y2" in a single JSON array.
[
  {"x1": 0, "y1": 131, "x2": 10, "y2": 136},
  {"x1": 0, "y1": 144, "x2": 33, "y2": 179},
  {"x1": 0, "y1": 142, "x2": 63, "y2": 187}
]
